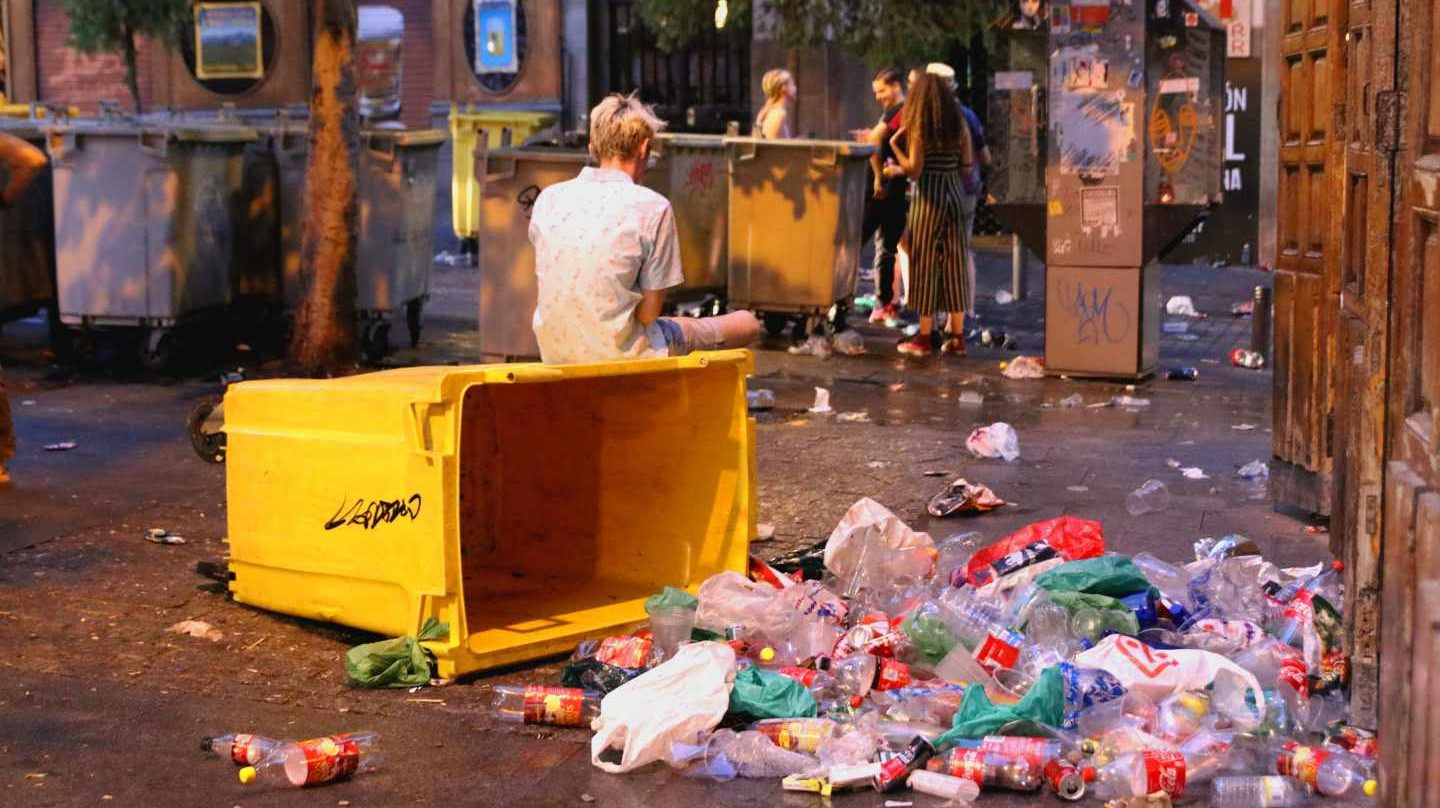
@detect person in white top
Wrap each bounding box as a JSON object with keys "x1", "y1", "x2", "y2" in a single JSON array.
[
  {"x1": 528, "y1": 93, "x2": 759, "y2": 365},
  {"x1": 755, "y1": 69, "x2": 796, "y2": 140}
]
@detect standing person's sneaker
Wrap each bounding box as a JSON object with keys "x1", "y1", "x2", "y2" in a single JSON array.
[
  {"x1": 0, "y1": 463, "x2": 10, "y2": 487},
  {"x1": 940, "y1": 333, "x2": 966, "y2": 356},
  {"x1": 897, "y1": 334, "x2": 934, "y2": 356},
  {"x1": 883, "y1": 304, "x2": 906, "y2": 329},
  {"x1": 869, "y1": 302, "x2": 893, "y2": 324}
]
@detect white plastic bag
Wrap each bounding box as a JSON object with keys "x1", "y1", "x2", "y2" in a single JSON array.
[
  {"x1": 966, "y1": 423, "x2": 1020, "y2": 461},
  {"x1": 823, "y1": 498, "x2": 936, "y2": 595},
  {"x1": 1165, "y1": 295, "x2": 1198, "y2": 317},
  {"x1": 591, "y1": 641, "x2": 736, "y2": 773},
  {"x1": 1002, "y1": 356, "x2": 1046, "y2": 379},
  {"x1": 1072, "y1": 635, "x2": 1266, "y2": 729},
  {"x1": 695, "y1": 571, "x2": 797, "y2": 635}
]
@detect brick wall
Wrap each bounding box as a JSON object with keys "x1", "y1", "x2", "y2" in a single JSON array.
[
  {"x1": 34, "y1": 0, "x2": 161, "y2": 113},
  {"x1": 386, "y1": 0, "x2": 434, "y2": 128}
]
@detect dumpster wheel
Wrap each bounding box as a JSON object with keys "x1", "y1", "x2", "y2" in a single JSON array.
[
  {"x1": 406, "y1": 300, "x2": 423, "y2": 348},
  {"x1": 139, "y1": 328, "x2": 175, "y2": 372},
  {"x1": 187, "y1": 396, "x2": 226, "y2": 464},
  {"x1": 361, "y1": 321, "x2": 392, "y2": 363},
  {"x1": 762, "y1": 313, "x2": 792, "y2": 338}
]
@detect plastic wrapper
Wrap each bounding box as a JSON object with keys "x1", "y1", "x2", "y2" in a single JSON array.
[
  {"x1": 823, "y1": 498, "x2": 936, "y2": 596},
  {"x1": 1034, "y1": 554, "x2": 1154, "y2": 598},
  {"x1": 695, "y1": 571, "x2": 798, "y2": 636},
  {"x1": 962, "y1": 516, "x2": 1105, "y2": 588},
  {"x1": 591, "y1": 642, "x2": 736, "y2": 773},
  {"x1": 966, "y1": 422, "x2": 1021, "y2": 461},
  {"x1": 927, "y1": 478, "x2": 1007, "y2": 517},
  {"x1": 1072, "y1": 635, "x2": 1266, "y2": 730}
]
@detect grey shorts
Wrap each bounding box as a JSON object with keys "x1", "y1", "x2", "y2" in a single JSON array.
[{"x1": 648, "y1": 317, "x2": 724, "y2": 357}]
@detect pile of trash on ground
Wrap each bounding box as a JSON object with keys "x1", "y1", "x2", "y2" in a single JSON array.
[
  {"x1": 536, "y1": 500, "x2": 1370, "y2": 805},
  {"x1": 203, "y1": 500, "x2": 1372, "y2": 803}
]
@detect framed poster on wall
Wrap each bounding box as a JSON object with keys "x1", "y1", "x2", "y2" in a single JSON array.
[
  {"x1": 474, "y1": 0, "x2": 519, "y2": 74},
  {"x1": 194, "y1": 2, "x2": 264, "y2": 80}
]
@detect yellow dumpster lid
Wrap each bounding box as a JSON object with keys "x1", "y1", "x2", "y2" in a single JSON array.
[
  {"x1": 722, "y1": 136, "x2": 876, "y2": 157},
  {"x1": 656, "y1": 133, "x2": 727, "y2": 149},
  {"x1": 362, "y1": 127, "x2": 448, "y2": 148},
  {"x1": 47, "y1": 120, "x2": 258, "y2": 143},
  {"x1": 486, "y1": 146, "x2": 591, "y2": 165}
]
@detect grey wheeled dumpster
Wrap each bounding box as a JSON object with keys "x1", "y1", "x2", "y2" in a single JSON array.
[
  {"x1": 475, "y1": 147, "x2": 590, "y2": 361},
  {"x1": 0, "y1": 117, "x2": 56, "y2": 328},
  {"x1": 723, "y1": 137, "x2": 874, "y2": 329},
  {"x1": 644, "y1": 133, "x2": 728, "y2": 306},
  {"x1": 47, "y1": 120, "x2": 256, "y2": 368},
  {"x1": 235, "y1": 120, "x2": 445, "y2": 360}
]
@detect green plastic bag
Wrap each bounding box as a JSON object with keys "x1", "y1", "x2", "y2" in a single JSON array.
[
  {"x1": 1035, "y1": 555, "x2": 1152, "y2": 598},
  {"x1": 1039, "y1": 591, "x2": 1141, "y2": 636},
  {"x1": 901, "y1": 611, "x2": 959, "y2": 667},
  {"x1": 345, "y1": 617, "x2": 449, "y2": 689},
  {"x1": 934, "y1": 665, "x2": 1065, "y2": 747},
  {"x1": 727, "y1": 666, "x2": 818, "y2": 720},
  {"x1": 645, "y1": 586, "x2": 699, "y2": 615}
]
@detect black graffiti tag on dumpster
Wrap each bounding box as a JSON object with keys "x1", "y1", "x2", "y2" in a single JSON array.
[{"x1": 324, "y1": 494, "x2": 423, "y2": 531}]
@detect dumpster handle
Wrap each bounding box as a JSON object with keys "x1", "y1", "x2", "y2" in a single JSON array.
[
  {"x1": 484, "y1": 155, "x2": 517, "y2": 185},
  {"x1": 47, "y1": 130, "x2": 77, "y2": 163},
  {"x1": 137, "y1": 131, "x2": 169, "y2": 158},
  {"x1": 407, "y1": 401, "x2": 447, "y2": 460},
  {"x1": 275, "y1": 128, "x2": 307, "y2": 157},
  {"x1": 732, "y1": 141, "x2": 758, "y2": 162},
  {"x1": 367, "y1": 134, "x2": 398, "y2": 164},
  {"x1": 810, "y1": 144, "x2": 838, "y2": 167}
]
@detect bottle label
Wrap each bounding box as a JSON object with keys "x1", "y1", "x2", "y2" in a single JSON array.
[
  {"x1": 595, "y1": 635, "x2": 652, "y2": 668},
  {"x1": 990, "y1": 541, "x2": 1058, "y2": 580},
  {"x1": 1142, "y1": 751, "x2": 1186, "y2": 797},
  {"x1": 1282, "y1": 589, "x2": 1316, "y2": 627},
  {"x1": 937, "y1": 748, "x2": 987, "y2": 786},
  {"x1": 299, "y1": 735, "x2": 360, "y2": 786},
  {"x1": 1279, "y1": 657, "x2": 1310, "y2": 697},
  {"x1": 972, "y1": 629, "x2": 1023, "y2": 674},
  {"x1": 980, "y1": 736, "x2": 1050, "y2": 764},
  {"x1": 521, "y1": 686, "x2": 588, "y2": 726},
  {"x1": 1277, "y1": 744, "x2": 1330, "y2": 787},
  {"x1": 230, "y1": 733, "x2": 262, "y2": 766},
  {"x1": 873, "y1": 658, "x2": 912, "y2": 691},
  {"x1": 756, "y1": 720, "x2": 829, "y2": 753},
  {"x1": 777, "y1": 666, "x2": 818, "y2": 687}
]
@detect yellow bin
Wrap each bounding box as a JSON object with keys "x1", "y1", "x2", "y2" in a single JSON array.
[
  {"x1": 223, "y1": 352, "x2": 756, "y2": 677},
  {"x1": 449, "y1": 105, "x2": 558, "y2": 241}
]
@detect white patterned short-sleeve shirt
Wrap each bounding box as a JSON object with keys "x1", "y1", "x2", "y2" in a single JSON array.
[{"x1": 528, "y1": 166, "x2": 684, "y2": 364}]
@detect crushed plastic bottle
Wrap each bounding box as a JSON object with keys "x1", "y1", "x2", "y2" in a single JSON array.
[
  {"x1": 1273, "y1": 739, "x2": 1377, "y2": 798},
  {"x1": 1125, "y1": 480, "x2": 1172, "y2": 516},
  {"x1": 1210, "y1": 775, "x2": 1307, "y2": 807},
  {"x1": 238, "y1": 732, "x2": 381, "y2": 788},
  {"x1": 491, "y1": 685, "x2": 601, "y2": 726}
]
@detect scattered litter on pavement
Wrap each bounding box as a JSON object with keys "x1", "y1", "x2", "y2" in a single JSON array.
[
  {"x1": 809, "y1": 388, "x2": 833, "y2": 414},
  {"x1": 754, "y1": 524, "x2": 776, "y2": 543},
  {"x1": 345, "y1": 618, "x2": 450, "y2": 688},
  {"x1": 1125, "y1": 480, "x2": 1171, "y2": 515},
  {"x1": 1001, "y1": 356, "x2": 1045, "y2": 379},
  {"x1": 866, "y1": 461, "x2": 887, "y2": 469},
  {"x1": 966, "y1": 423, "x2": 1020, "y2": 461},
  {"x1": 1162, "y1": 320, "x2": 1191, "y2": 334},
  {"x1": 1231, "y1": 423, "x2": 1259, "y2": 431},
  {"x1": 1059, "y1": 393, "x2": 1085, "y2": 408},
  {"x1": 43, "y1": 441, "x2": 77, "y2": 452},
  {"x1": 957, "y1": 390, "x2": 984, "y2": 406},
  {"x1": 747, "y1": 389, "x2": 776, "y2": 411},
  {"x1": 434, "y1": 249, "x2": 474, "y2": 267},
  {"x1": 994, "y1": 290, "x2": 1014, "y2": 305},
  {"x1": 836, "y1": 412, "x2": 871, "y2": 423},
  {"x1": 1067, "y1": 485, "x2": 1090, "y2": 492},
  {"x1": 927, "y1": 478, "x2": 1007, "y2": 517},
  {"x1": 1230, "y1": 349, "x2": 1266, "y2": 369},
  {"x1": 979, "y1": 329, "x2": 1016, "y2": 350},
  {"x1": 1231, "y1": 299, "x2": 1254, "y2": 316},
  {"x1": 789, "y1": 336, "x2": 834, "y2": 358},
  {"x1": 1112, "y1": 396, "x2": 1151, "y2": 408},
  {"x1": 832, "y1": 330, "x2": 866, "y2": 356},
  {"x1": 1166, "y1": 458, "x2": 1182, "y2": 468},
  {"x1": 19, "y1": 399, "x2": 35, "y2": 406},
  {"x1": 169, "y1": 620, "x2": 223, "y2": 642},
  {"x1": 884, "y1": 801, "x2": 914, "y2": 807},
  {"x1": 1166, "y1": 367, "x2": 1198, "y2": 381},
  {"x1": 145, "y1": 528, "x2": 186, "y2": 545},
  {"x1": 580, "y1": 794, "x2": 596, "y2": 803},
  {"x1": 1180, "y1": 467, "x2": 1210, "y2": 480},
  {"x1": 1165, "y1": 295, "x2": 1200, "y2": 317},
  {"x1": 1237, "y1": 460, "x2": 1269, "y2": 479},
  {"x1": 923, "y1": 470, "x2": 951, "y2": 477}
]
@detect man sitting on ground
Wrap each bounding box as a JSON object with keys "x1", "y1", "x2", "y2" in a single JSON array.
[{"x1": 528, "y1": 93, "x2": 759, "y2": 364}]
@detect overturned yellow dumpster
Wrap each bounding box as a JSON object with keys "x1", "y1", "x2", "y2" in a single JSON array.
[{"x1": 223, "y1": 352, "x2": 756, "y2": 677}]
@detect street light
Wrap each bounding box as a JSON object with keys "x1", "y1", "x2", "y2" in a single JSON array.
[{"x1": 714, "y1": 0, "x2": 728, "y2": 30}]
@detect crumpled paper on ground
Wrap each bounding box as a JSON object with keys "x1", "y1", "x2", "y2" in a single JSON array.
[{"x1": 927, "y1": 478, "x2": 1007, "y2": 517}]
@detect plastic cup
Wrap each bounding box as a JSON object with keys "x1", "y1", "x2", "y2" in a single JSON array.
[
  {"x1": 992, "y1": 667, "x2": 1035, "y2": 698},
  {"x1": 648, "y1": 606, "x2": 696, "y2": 661}
]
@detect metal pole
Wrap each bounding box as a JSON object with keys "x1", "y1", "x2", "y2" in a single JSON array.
[
  {"x1": 1251, "y1": 285, "x2": 1272, "y2": 362},
  {"x1": 1011, "y1": 233, "x2": 1024, "y2": 300}
]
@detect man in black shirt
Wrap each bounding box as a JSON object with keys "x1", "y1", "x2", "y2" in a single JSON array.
[{"x1": 862, "y1": 68, "x2": 909, "y2": 326}]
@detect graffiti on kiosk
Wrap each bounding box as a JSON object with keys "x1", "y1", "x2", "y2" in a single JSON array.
[
  {"x1": 684, "y1": 159, "x2": 716, "y2": 195},
  {"x1": 324, "y1": 494, "x2": 423, "y2": 531},
  {"x1": 1059, "y1": 279, "x2": 1131, "y2": 345}
]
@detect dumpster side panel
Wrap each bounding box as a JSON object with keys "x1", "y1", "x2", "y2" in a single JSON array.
[
  {"x1": 225, "y1": 374, "x2": 452, "y2": 639},
  {"x1": 449, "y1": 109, "x2": 558, "y2": 240},
  {"x1": 645, "y1": 137, "x2": 728, "y2": 295},
  {"x1": 356, "y1": 141, "x2": 441, "y2": 315},
  {"x1": 53, "y1": 136, "x2": 150, "y2": 322},
  {"x1": 0, "y1": 128, "x2": 55, "y2": 320}
]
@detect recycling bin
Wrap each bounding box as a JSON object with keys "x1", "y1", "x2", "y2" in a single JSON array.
[
  {"x1": 222, "y1": 351, "x2": 756, "y2": 677},
  {"x1": 475, "y1": 147, "x2": 589, "y2": 361},
  {"x1": 0, "y1": 118, "x2": 56, "y2": 327},
  {"x1": 235, "y1": 119, "x2": 446, "y2": 359},
  {"x1": 47, "y1": 119, "x2": 256, "y2": 368},
  {"x1": 449, "y1": 105, "x2": 558, "y2": 242},
  {"x1": 644, "y1": 133, "x2": 728, "y2": 302},
  {"x1": 723, "y1": 137, "x2": 874, "y2": 322}
]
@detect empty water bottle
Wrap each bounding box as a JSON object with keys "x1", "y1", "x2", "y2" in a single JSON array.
[
  {"x1": 238, "y1": 732, "x2": 382, "y2": 788},
  {"x1": 491, "y1": 685, "x2": 601, "y2": 727},
  {"x1": 1126, "y1": 480, "x2": 1172, "y2": 516},
  {"x1": 202, "y1": 733, "x2": 285, "y2": 766},
  {"x1": 1210, "y1": 775, "x2": 1306, "y2": 807}
]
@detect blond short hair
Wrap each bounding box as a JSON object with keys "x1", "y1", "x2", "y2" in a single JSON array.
[
  {"x1": 761, "y1": 69, "x2": 793, "y2": 102},
  {"x1": 588, "y1": 93, "x2": 666, "y2": 161},
  {"x1": 926, "y1": 62, "x2": 958, "y2": 91}
]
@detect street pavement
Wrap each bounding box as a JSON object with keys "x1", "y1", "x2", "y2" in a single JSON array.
[{"x1": 0, "y1": 251, "x2": 1331, "y2": 807}]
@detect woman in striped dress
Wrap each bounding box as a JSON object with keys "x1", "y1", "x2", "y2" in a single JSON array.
[{"x1": 889, "y1": 73, "x2": 974, "y2": 356}]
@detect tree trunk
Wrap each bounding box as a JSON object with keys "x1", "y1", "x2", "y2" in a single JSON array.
[
  {"x1": 288, "y1": 0, "x2": 360, "y2": 375},
  {"x1": 121, "y1": 27, "x2": 142, "y2": 114}
]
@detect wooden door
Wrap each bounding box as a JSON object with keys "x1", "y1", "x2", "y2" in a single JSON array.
[
  {"x1": 1272, "y1": 0, "x2": 1346, "y2": 514},
  {"x1": 1376, "y1": 0, "x2": 1440, "y2": 802},
  {"x1": 1330, "y1": 0, "x2": 1397, "y2": 729}
]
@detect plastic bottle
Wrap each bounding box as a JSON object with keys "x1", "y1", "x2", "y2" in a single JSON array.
[
  {"x1": 1093, "y1": 750, "x2": 1190, "y2": 800},
  {"x1": 927, "y1": 746, "x2": 1043, "y2": 792},
  {"x1": 201, "y1": 733, "x2": 285, "y2": 766},
  {"x1": 490, "y1": 685, "x2": 601, "y2": 727},
  {"x1": 751, "y1": 718, "x2": 838, "y2": 753},
  {"x1": 1131, "y1": 552, "x2": 1192, "y2": 603},
  {"x1": 1210, "y1": 775, "x2": 1307, "y2": 807},
  {"x1": 692, "y1": 730, "x2": 819, "y2": 780},
  {"x1": 1274, "y1": 740, "x2": 1376, "y2": 798},
  {"x1": 1269, "y1": 561, "x2": 1345, "y2": 647},
  {"x1": 936, "y1": 588, "x2": 1007, "y2": 650},
  {"x1": 238, "y1": 732, "x2": 381, "y2": 788},
  {"x1": 1125, "y1": 480, "x2": 1172, "y2": 516},
  {"x1": 873, "y1": 735, "x2": 936, "y2": 792},
  {"x1": 908, "y1": 769, "x2": 982, "y2": 802}
]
